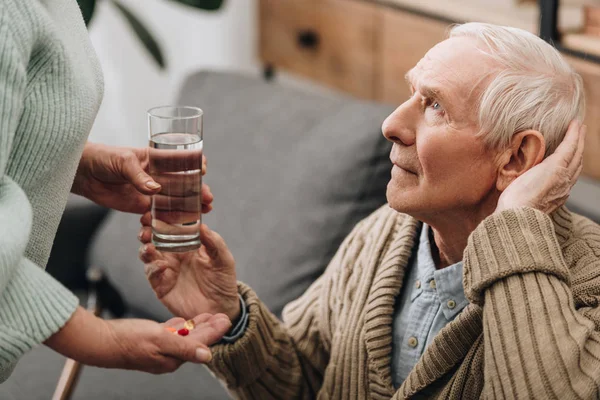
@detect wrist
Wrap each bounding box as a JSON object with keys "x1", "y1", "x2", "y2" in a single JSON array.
[
  {"x1": 44, "y1": 307, "x2": 118, "y2": 367},
  {"x1": 223, "y1": 293, "x2": 242, "y2": 325}
]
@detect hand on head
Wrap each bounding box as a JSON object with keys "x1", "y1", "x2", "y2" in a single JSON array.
[{"x1": 495, "y1": 120, "x2": 586, "y2": 214}]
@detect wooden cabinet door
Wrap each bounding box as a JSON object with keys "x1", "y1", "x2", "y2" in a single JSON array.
[
  {"x1": 566, "y1": 56, "x2": 600, "y2": 180},
  {"x1": 378, "y1": 8, "x2": 449, "y2": 105},
  {"x1": 259, "y1": 0, "x2": 380, "y2": 99}
]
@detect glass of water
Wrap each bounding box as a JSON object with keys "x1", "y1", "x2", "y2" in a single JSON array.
[{"x1": 148, "y1": 106, "x2": 203, "y2": 252}]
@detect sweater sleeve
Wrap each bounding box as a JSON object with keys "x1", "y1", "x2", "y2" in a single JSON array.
[
  {"x1": 207, "y1": 219, "x2": 369, "y2": 399},
  {"x1": 464, "y1": 207, "x2": 600, "y2": 399},
  {"x1": 0, "y1": 6, "x2": 78, "y2": 381}
]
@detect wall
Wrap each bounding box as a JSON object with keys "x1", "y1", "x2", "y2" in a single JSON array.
[{"x1": 87, "y1": 0, "x2": 259, "y2": 147}]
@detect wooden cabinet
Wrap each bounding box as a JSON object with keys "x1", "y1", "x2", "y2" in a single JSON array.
[
  {"x1": 259, "y1": 0, "x2": 600, "y2": 180},
  {"x1": 379, "y1": 9, "x2": 448, "y2": 103},
  {"x1": 260, "y1": 0, "x2": 380, "y2": 99},
  {"x1": 566, "y1": 55, "x2": 600, "y2": 178}
]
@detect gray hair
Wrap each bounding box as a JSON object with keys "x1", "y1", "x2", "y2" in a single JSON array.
[{"x1": 449, "y1": 23, "x2": 585, "y2": 156}]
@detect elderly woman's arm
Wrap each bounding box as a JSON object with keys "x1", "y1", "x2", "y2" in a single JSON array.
[{"x1": 0, "y1": 7, "x2": 81, "y2": 379}]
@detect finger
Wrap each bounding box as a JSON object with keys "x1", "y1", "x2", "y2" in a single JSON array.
[
  {"x1": 187, "y1": 314, "x2": 232, "y2": 346},
  {"x1": 163, "y1": 317, "x2": 185, "y2": 328},
  {"x1": 201, "y1": 184, "x2": 213, "y2": 205},
  {"x1": 150, "y1": 357, "x2": 183, "y2": 374},
  {"x1": 131, "y1": 195, "x2": 152, "y2": 215},
  {"x1": 158, "y1": 332, "x2": 213, "y2": 364},
  {"x1": 121, "y1": 152, "x2": 162, "y2": 195},
  {"x1": 139, "y1": 243, "x2": 160, "y2": 264},
  {"x1": 145, "y1": 261, "x2": 168, "y2": 287},
  {"x1": 138, "y1": 226, "x2": 152, "y2": 244},
  {"x1": 574, "y1": 159, "x2": 584, "y2": 180},
  {"x1": 141, "y1": 211, "x2": 152, "y2": 227},
  {"x1": 551, "y1": 120, "x2": 580, "y2": 165},
  {"x1": 202, "y1": 155, "x2": 207, "y2": 176},
  {"x1": 199, "y1": 224, "x2": 226, "y2": 260},
  {"x1": 192, "y1": 313, "x2": 215, "y2": 326},
  {"x1": 163, "y1": 314, "x2": 213, "y2": 332},
  {"x1": 202, "y1": 203, "x2": 213, "y2": 214},
  {"x1": 568, "y1": 125, "x2": 586, "y2": 178}
]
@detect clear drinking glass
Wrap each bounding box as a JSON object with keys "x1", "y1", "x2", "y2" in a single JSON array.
[{"x1": 147, "y1": 106, "x2": 203, "y2": 252}]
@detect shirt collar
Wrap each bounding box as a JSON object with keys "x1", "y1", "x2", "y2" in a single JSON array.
[{"x1": 414, "y1": 224, "x2": 468, "y2": 319}]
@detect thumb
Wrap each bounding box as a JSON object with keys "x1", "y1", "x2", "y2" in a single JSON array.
[
  {"x1": 121, "y1": 154, "x2": 161, "y2": 195},
  {"x1": 199, "y1": 224, "x2": 227, "y2": 260},
  {"x1": 160, "y1": 334, "x2": 213, "y2": 364}
]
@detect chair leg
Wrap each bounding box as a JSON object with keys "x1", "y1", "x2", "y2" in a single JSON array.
[{"x1": 52, "y1": 359, "x2": 83, "y2": 400}]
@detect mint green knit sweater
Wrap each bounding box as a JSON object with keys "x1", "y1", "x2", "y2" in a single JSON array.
[{"x1": 0, "y1": 0, "x2": 103, "y2": 381}]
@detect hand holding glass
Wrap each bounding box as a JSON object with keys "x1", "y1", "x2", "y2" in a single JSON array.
[{"x1": 148, "y1": 106, "x2": 203, "y2": 252}]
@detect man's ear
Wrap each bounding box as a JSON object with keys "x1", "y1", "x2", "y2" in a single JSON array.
[{"x1": 496, "y1": 130, "x2": 546, "y2": 192}]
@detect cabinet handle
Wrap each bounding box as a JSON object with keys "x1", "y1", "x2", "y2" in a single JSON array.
[{"x1": 297, "y1": 29, "x2": 320, "y2": 50}]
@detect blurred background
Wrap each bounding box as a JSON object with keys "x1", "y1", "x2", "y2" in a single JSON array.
[
  {"x1": 87, "y1": 0, "x2": 600, "y2": 181},
  {"x1": 86, "y1": 0, "x2": 257, "y2": 147}
]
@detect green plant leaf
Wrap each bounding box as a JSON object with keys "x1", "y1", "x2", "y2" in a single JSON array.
[
  {"x1": 111, "y1": 0, "x2": 166, "y2": 69},
  {"x1": 77, "y1": 0, "x2": 96, "y2": 26},
  {"x1": 170, "y1": 0, "x2": 225, "y2": 11}
]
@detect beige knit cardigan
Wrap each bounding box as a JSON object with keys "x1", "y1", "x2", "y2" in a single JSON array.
[{"x1": 209, "y1": 205, "x2": 600, "y2": 399}]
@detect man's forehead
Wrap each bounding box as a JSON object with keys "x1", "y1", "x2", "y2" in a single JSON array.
[
  {"x1": 409, "y1": 37, "x2": 492, "y2": 90},
  {"x1": 407, "y1": 37, "x2": 496, "y2": 107}
]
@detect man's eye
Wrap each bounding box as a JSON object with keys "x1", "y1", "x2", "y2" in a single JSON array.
[{"x1": 432, "y1": 102, "x2": 441, "y2": 110}]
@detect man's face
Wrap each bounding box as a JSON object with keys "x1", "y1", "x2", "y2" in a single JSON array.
[{"x1": 383, "y1": 37, "x2": 500, "y2": 219}]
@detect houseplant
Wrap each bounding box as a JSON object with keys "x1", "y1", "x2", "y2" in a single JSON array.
[{"x1": 76, "y1": 0, "x2": 225, "y2": 68}]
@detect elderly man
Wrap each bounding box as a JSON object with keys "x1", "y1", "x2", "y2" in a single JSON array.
[{"x1": 139, "y1": 22, "x2": 599, "y2": 399}]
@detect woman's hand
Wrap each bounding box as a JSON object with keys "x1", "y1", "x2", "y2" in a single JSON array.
[
  {"x1": 45, "y1": 307, "x2": 231, "y2": 374},
  {"x1": 72, "y1": 142, "x2": 213, "y2": 214},
  {"x1": 138, "y1": 213, "x2": 240, "y2": 323},
  {"x1": 106, "y1": 313, "x2": 231, "y2": 373},
  {"x1": 495, "y1": 121, "x2": 586, "y2": 215}
]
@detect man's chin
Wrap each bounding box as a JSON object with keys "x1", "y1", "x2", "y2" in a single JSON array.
[{"x1": 386, "y1": 187, "x2": 419, "y2": 215}]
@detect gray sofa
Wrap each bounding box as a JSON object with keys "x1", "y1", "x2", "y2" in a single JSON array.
[
  {"x1": 2, "y1": 71, "x2": 599, "y2": 400},
  {"x1": 0, "y1": 71, "x2": 395, "y2": 399}
]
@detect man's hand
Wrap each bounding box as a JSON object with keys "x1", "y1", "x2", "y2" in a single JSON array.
[
  {"x1": 72, "y1": 142, "x2": 213, "y2": 214},
  {"x1": 45, "y1": 307, "x2": 231, "y2": 374},
  {"x1": 495, "y1": 121, "x2": 586, "y2": 215},
  {"x1": 138, "y1": 213, "x2": 241, "y2": 323}
]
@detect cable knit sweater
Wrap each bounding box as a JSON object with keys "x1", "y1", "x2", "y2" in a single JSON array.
[
  {"x1": 209, "y1": 205, "x2": 600, "y2": 399},
  {"x1": 0, "y1": 0, "x2": 103, "y2": 381}
]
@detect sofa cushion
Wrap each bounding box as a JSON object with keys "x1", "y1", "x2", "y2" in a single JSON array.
[{"x1": 89, "y1": 70, "x2": 395, "y2": 320}]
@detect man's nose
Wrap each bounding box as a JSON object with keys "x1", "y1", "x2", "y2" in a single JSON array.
[{"x1": 381, "y1": 101, "x2": 416, "y2": 147}]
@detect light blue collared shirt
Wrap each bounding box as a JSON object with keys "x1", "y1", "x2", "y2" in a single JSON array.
[{"x1": 391, "y1": 223, "x2": 468, "y2": 388}]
